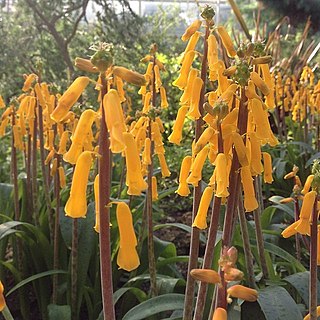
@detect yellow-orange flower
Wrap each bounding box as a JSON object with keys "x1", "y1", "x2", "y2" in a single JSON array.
[
  {"x1": 123, "y1": 132, "x2": 148, "y2": 195},
  {"x1": 192, "y1": 186, "x2": 214, "y2": 229},
  {"x1": 181, "y1": 19, "x2": 202, "y2": 42},
  {"x1": 173, "y1": 50, "x2": 196, "y2": 90},
  {"x1": 187, "y1": 146, "x2": 209, "y2": 186},
  {"x1": 240, "y1": 166, "x2": 258, "y2": 212},
  {"x1": 94, "y1": 174, "x2": 100, "y2": 233},
  {"x1": 212, "y1": 307, "x2": 227, "y2": 320},
  {"x1": 227, "y1": 285, "x2": 258, "y2": 302},
  {"x1": 216, "y1": 26, "x2": 236, "y2": 58},
  {"x1": 168, "y1": 106, "x2": 189, "y2": 145},
  {"x1": 0, "y1": 281, "x2": 6, "y2": 311},
  {"x1": 176, "y1": 156, "x2": 192, "y2": 196},
  {"x1": 190, "y1": 268, "x2": 221, "y2": 284},
  {"x1": 152, "y1": 176, "x2": 158, "y2": 201},
  {"x1": 301, "y1": 175, "x2": 314, "y2": 195},
  {"x1": 113, "y1": 66, "x2": 146, "y2": 86},
  {"x1": 51, "y1": 77, "x2": 90, "y2": 122},
  {"x1": 65, "y1": 151, "x2": 94, "y2": 218},
  {"x1": 116, "y1": 202, "x2": 140, "y2": 271},
  {"x1": 262, "y1": 152, "x2": 273, "y2": 184}
]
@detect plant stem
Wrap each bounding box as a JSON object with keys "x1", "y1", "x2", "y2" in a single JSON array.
[
  {"x1": 193, "y1": 120, "x2": 224, "y2": 320},
  {"x1": 71, "y1": 217, "x2": 78, "y2": 320},
  {"x1": 238, "y1": 192, "x2": 256, "y2": 288},
  {"x1": 52, "y1": 154, "x2": 61, "y2": 304},
  {"x1": 37, "y1": 99, "x2": 54, "y2": 242},
  {"x1": 26, "y1": 131, "x2": 33, "y2": 222},
  {"x1": 32, "y1": 107, "x2": 39, "y2": 226},
  {"x1": 293, "y1": 196, "x2": 302, "y2": 261},
  {"x1": 216, "y1": 87, "x2": 248, "y2": 310},
  {"x1": 253, "y1": 177, "x2": 269, "y2": 279},
  {"x1": 309, "y1": 195, "x2": 318, "y2": 320},
  {"x1": 1, "y1": 306, "x2": 14, "y2": 320},
  {"x1": 98, "y1": 74, "x2": 115, "y2": 320},
  {"x1": 183, "y1": 20, "x2": 210, "y2": 320},
  {"x1": 145, "y1": 58, "x2": 158, "y2": 298}
]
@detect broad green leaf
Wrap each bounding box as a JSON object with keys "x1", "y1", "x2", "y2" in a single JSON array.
[
  {"x1": 261, "y1": 206, "x2": 277, "y2": 229},
  {"x1": 154, "y1": 223, "x2": 207, "y2": 244},
  {"x1": 113, "y1": 287, "x2": 147, "y2": 305},
  {"x1": 284, "y1": 271, "x2": 320, "y2": 307},
  {"x1": 48, "y1": 304, "x2": 71, "y2": 320},
  {"x1": 157, "y1": 277, "x2": 185, "y2": 294},
  {"x1": 257, "y1": 286, "x2": 303, "y2": 320},
  {"x1": 0, "y1": 183, "x2": 13, "y2": 217},
  {"x1": 0, "y1": 221, "x2": 24, "y2": 240},
  {"x1": 122, "y1": 293, "x2": 185, "y2": 320},
  {"x1": 6, "y1": 270, "x2": 67, "y2": 296}
]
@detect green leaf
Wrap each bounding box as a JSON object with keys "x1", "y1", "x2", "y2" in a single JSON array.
[
  {"x1": 48, "y1": 304, "x2": 71, "y2": 320},
  {"x1": 154, "y1": 223, "x2": 207, "y2": 244},
  {"x1": 113, "y1": 287, "x2": 147, "y2": 305},
  {"x1": 261, "y1": 206, "x2": 277, "y2": 229},
  {"x1": 257, "y1": 286, "x2": 303, "y2": 320},
  {"x1": 305, "y1": 152, "x2": 320, "y2": 167},
  {"x1": 6, "y1": 270, "x2": 67, "y2": 296},
  {"x1": 284, "y1": 271, "x2": 320, "y2": 307},
  {"x1": 122, "y1": 293, "x2": 185, "y2": 320},
  {"x1": 0, "y1": 183, "x2": 14, "y2": 217},
  {"x1": 0, "y1": 221, "x2": 24, "y2": 240}
]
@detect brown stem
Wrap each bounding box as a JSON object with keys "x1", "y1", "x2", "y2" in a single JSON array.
[
  {"x1": 309, "y1": 196, "x2": 318, "y2": 320},
  {"x1": 32, "y1": 108, "x2": 39, "y2": 226},
  {"x1": 98, "y1": 74, "x2": 116, "y2": 320},
  {"x1": 71, "y1": 218, "x2": 78, "y2": 320},
  {"x1": 26, "y1": 131, "x2": 34, "y2": 222},
  {"x1": 37, "y1": 101, "x2": 54, "y2": 242},
  {"x1": 238, "y1": 192, "x2": 256, "y2": 288},
  {"x1": 52, "y1": 154, "x2": 61, "y2": 304},
  {"x1": 293, "y1": 196, "x2": 302, "y2": 261},
  {"x1": 253, "y1": 177, "x2": 269, "y2": 279},
  {"x1": 216, "y1": 87, "x2": 248, "y2": 310},
  {"x1": 193, "y1": 119, "x2": 224, "y2": 319},
  {"x1": 183, "y1": 20, "x2": 210, "y2": 320},
  {"x1": 193, "y1": 196, "x2": 221, "y2": 320}
]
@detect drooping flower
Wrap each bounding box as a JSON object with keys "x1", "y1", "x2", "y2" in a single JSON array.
[
  {"x1": 181, "y1": 19, "x2": 202, "y2": 42},
  {"x1": 168, "y1": 106, "x2": 189, "y2": 145},
  {"x1": 0, "y1": 281, "x2": 6, "y2": 311},
  {"x1": 192, "y1": 186, "x2": 214, "y2": 229},
  {"x1": 65, "y1": 151, "x2": 94, "y2": 218},
  {"x1": 212, "y1": 307, "x2": 227, "y2": 320},
  {"x1": 116, "y1": 202, "x2": 140, "y2": 271},
  {"x1": 227, "y1": 285, "x2": 258, "y2": 302},
  {"x1": 262, "y1": 152, "x2": 273, "y2": 184},
  {"x1": 190, "y1": 268, "x2": 221, "y2": 284},
  {"x1": 216, "y1": 26, "x2": 236, "y2": 58},
  {"x1": 176, "y1": 155, "x2": 192, "y2": 196},
  {"x1": 51, "y1": 77, "x2": 90, "y2": 122},
  {"x1": 240, "y1": 166, "x2": 258, "y2": 212}
]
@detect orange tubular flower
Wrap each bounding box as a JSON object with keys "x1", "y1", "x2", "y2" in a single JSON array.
[
  {"x1": 65, "y1": 151, "x2": 94, "y2": 218},
  {"x1": 295, "y1": 190, "x2": 317, "y2": 235},
  {"x1": 63, "y1": 109, "x2": 97, "y2": 164},
  {"x1": 173, "y1": 50, "x2": 196, "y2": 90},
  {"x1": 318, "y1": 225, "x2": 320, "y2": 265},
  {"x1": 182, "y1": 31, "x2": 201, "y2": 60},
  {"x1": 301, "y1": 175, "x2": 314, "y2": 195},
  {"x1": 303, "y1": 306, "x2": 320, "y2": 320},
  {"x1": 113, "y1": 66, "x2": 146, "y2": 86},
  {"x1": 157, "y1": 153, "x2": 171, "y2": 177},
  {"x1": 249, "y1": 133, "x2": 263, "y2": 176},
  {"x1": 142, "y1": 138, "x2": 151, "y2": 165},
  {"x1": 116, "y1": 202, "x2": 140, "y2": 271},
  {"x1": 103, "y1": 89, "x2": 127, "y2": 153},
  {"x1": 0, "y1": 281, "x2": 6, "y2": 311},
  {"x1": 168, "y1": 106, "x2": 189, "y2": 145},
  {"x1": 152, "y1": 176, "x2": 158, "y2": 201},
  {"x1": 207, "y1": 34, "x2": 218, "y2": 69},
  {"x1": 232, "y1": 132, "x2": 249, "y2": 168},
  {"x1": 154, "y1": 64, "x2": 162, "y2": 92},
  {"x1": 51, "y1": 77, "x2": 90, "y2": 122},
  {"x1": 34, "y1": 83, "x2": 46, "y2": 108},
  {"x1": 227, "y1": 285, "x2": 258, "y2": 302},
  {"x1": 192, "y1": 186, "x2": 214, "y2": 229},
  {"x1": 180, "y1": 68, "x2": 198, "y2": 105},
  {"x1": 190, "y1": 269, "x2": 221, "y2": 284},
  {"x1": 176, "y1": 155, "x2": 192, "y2": 196},
  {"x1": 250, "y1": 71, "x2": 270, "y2": 96},
  {"x1": 0, "y1": 95, "x2": 4, "y2": 109},
  {"x1": 187, "y1": 146, "x2": 209, "y2": 186},
  {"x1": 212, "y1": 307, "x2": 227, "y2": 320},
  {"x1": 262, "y1": 152, "x2": 273, "y2": 184},
  {"x1": 188, "y1": 77, "x2": 204, "y2": 120},
  {"x1": 22, "y1": 73, "x2": 37, "y2": 92},
  {"x1": 57, "y1": 131, "x2": 69, "y2": 155},
  {"x1": 75, "y1": 57, "x2": 99, "y2": 73},
  {"x1": 123, "y1": 132, "x2": 148, "y2": 195},
  {"x1": 213, "y1": 153, "x2": 229, "y2": 198},
  {"x1": 58, "y1": 166, "x2": 66, "y2": 189},
  {"x1": 241, "y1": 166, "x2": 258, "y2": 212},
  {"x1": 216, "y1": 26, "x2": 236, "y2": 58},
  {"x1": 181, "y1": 19, "x2": 202, "y2": 42},
  {"x1": 93, "y1": 174, "x2": 100, "y2": 233},
  {"x1": 281, "y1": 220, "x2": 300, "y2": 238},
  {"x1": 194, "y1": 127, "x2": 215, "y2": 154},
  {"x1": 160, "y1": 86, "x2": 169, "y2": 108}
]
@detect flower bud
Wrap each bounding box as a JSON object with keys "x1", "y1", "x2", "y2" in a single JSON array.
[
  {"x1": 216, "y1": 26, "x2": 236, "y2": 58},
  {"x1": 176, "y1": 156, "x2": 192, "y2": 196},
  {"x1": 193, "y1": 186, "x2": 214, "y2": 229},
  {"x1": 212, "y1": 308, "x2": 227, "y2": 320},
  {"x1": 227, "y1": 285, "x2": 258, "y2": 302},
  {"x1": 181, "y1": 19, "x2": 202, "y2": 42},
  {"x1": 113, "y1": 66, "x2": 146, "y2": 86},
  {"x1": 190, "y1": 268, "x2": 221, "y2": 284}
]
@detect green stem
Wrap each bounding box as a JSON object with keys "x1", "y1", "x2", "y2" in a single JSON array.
[
  {"x1": 238, "y1": 192, "x2": 256, "y2": 288},
  {"x1": 183, "y1": 20, "x2": 210, "y2": 320},
  {"x1": 309, "y1": 195, "x2": 318, "y2": 320},
  {"x1": 98, "y1": 74, "x2": 115, "y2": 320},
  {"x1": 1, "y1": 306, "x2": 14, "y2": 320},
  {"x1": 253, "y1": 177, "x2": 269, "y2": 279}
]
